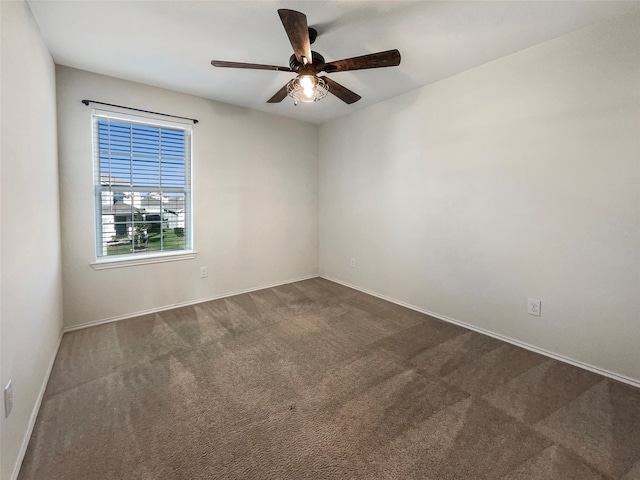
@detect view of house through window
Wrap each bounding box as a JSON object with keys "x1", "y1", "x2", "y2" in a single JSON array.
[{"x1": 93, "y1": 110, "x2": 192, "y2": 258}]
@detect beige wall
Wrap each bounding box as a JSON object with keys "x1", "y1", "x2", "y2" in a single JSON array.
[
  {"x1": 56, "y1": 67, "x2": 319, "y2": 329},
  {"x1": 319, "y1": 12, "x2": 640, "y2": 383},
  {"x1": 2, "y1": 6, "x2": 639, "y2": 478},
  {"x1": 1, "y1": 2, "x2": 65, "y2": 479}
]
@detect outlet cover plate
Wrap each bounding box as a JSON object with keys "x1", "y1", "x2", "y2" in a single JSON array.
[{"x1": 527, "y1": 298, "x2": 541, "y2": 316}]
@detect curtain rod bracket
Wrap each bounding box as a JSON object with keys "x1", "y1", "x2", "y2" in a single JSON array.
[{"x1": 81, "y1": 99, "x2": 198, "y2": 124}]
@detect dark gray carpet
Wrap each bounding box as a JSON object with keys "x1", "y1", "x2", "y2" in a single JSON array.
[{"x1": 18, "y1": 278, "x2": 640, "y2": 479}]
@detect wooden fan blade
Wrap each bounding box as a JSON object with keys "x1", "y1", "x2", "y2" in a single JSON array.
[
  {"x1": 320, "y1": 76, "x2": 361, "y2": 104},
  {"x1": 278, "y1": 9, "x2": 313, "y2": 65},
  {"x1": 211, "y1": 60, "x2": 292, "y2": 72},
  {"x1": 321, "y1": 49, "x2": 401, "y2": 73},
  {"x1": 267, "y1": 83, "x2": 289, "y2": 103}
]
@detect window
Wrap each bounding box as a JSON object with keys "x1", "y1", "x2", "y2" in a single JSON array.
[{"x1": 92, "y1": 110, "x2": 192, "y2": 263}]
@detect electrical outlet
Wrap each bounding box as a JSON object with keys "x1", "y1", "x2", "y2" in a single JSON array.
[
  {"x1": 350, "y1": 258, "x2": 356, "y2": 268},
  {"x1": 4, "y1": 380, "x2": 13, "y2": 418},
  {"x1": 527, "y1": 298, "x2": 541, "y2": 317},
  {"x1": 200, "y1": 266, "x2": 208, "y2": 278}
]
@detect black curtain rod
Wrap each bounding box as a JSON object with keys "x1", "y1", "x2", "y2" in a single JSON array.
[{"x1": 81, "y1": 99, "x2": 198, "y2": 124}]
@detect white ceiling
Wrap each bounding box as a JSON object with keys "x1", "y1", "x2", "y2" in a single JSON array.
[{"x1": 28, "y1": 1, "x2": 640, "y2": 125}]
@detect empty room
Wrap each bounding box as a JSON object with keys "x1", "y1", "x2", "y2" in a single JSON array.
[{"x1": 1, "y1": 1, "x2": 639, "y2": 479}]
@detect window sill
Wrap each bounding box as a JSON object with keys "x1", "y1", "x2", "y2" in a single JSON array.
[{"x1": 91, "y1": 250, "x2": 198, "y2": 270}]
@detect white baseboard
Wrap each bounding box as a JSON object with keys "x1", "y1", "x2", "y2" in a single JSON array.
[
  {"x1": 321, "y1": 275, "x2": 640, "y2": 390},
  {"x1": 63, "y1": 274, "x2": 320, "y2": 333},
  {"x1": 13, "y1": 275, "x2": 319, "y2": 477},
  {"x1": 11, "y1": 329, "x2": 64, "y2": 480},
  {"x1": 12, "y1": 273, "x2": 637, "y2": 480},
  {"x1": 64, "y1": 272, "x2": 640, "y2": 389}
]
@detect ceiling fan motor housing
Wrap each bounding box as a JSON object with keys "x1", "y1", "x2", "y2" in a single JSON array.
[{"x1": 289, "y1": 51, "x2": 325, "y2": 72}]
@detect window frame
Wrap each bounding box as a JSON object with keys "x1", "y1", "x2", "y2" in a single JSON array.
[{"x1": 90, "y1": 108, "x2": 196, "y2": 269}]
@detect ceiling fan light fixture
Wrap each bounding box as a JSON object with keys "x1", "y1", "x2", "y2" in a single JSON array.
[
  {"x1": 286, "y1": 74, "x2": 328, "y2": 105},
  {"x1": 211, "y1": 9, "x2": 401, "y2": 106}
]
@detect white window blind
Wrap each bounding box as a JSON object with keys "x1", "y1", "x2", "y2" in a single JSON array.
[{"x1": 93, "y1": 110, "x2": 192, "y2": 259}]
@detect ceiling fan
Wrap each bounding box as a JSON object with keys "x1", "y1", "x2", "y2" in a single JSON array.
[{"x1": 211, "y1": 9, "x2": 401, "y2": 106}]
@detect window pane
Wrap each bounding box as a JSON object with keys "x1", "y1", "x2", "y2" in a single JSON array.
[
  {"x1": 100, "y1": 190, "x2": 134, "y2": 256},
  {"x1": 162, "y1": 193, "x2": 187, "y2": 251},
  {"x1": 98, "y1": 189, "x2": 188, "y2": 256},
  {"x1": 95, "y1": 114, "x2": 191, "y2": 258}
]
